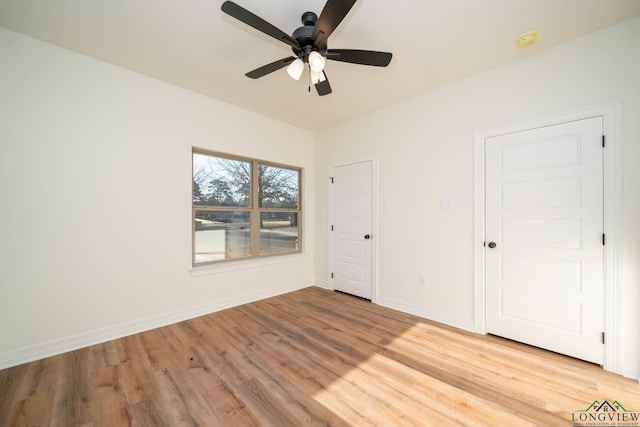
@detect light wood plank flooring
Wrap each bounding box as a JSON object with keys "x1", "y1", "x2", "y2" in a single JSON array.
[{"x1": 1, "y1": 287, "x2": 638, "y2": 426}]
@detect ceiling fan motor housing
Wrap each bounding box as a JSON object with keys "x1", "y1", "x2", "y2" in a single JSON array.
[{"x1": 292, "y1": 12, "x2": 319, "y2": 58}]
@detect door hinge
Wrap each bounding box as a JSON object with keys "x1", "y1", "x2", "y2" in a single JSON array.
[
  {"x1": 602, "y1": 234, "x2": 606, "y2": 246},
  {"x1": 602, "y1": 332, "x2": 605, "y2": 344},
  {"x1": 329, "y1": 177, "x2": 334, "y2": 183},
  {"x1": 602, "y1": 135, "x2": 605, "y2": 147},
  {"x1": 331, "y1": 272, "x2": 334, "y2": 279},
  {"x1": 331, "y1": 225, "x2": 334, "y2": 231}
]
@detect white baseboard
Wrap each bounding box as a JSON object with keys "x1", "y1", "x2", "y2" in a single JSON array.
[
  {"x1": 376, "y1": 295, "x2": 475, "y2": 332},
  {"x1": 622, "y1": 370, "x2": 640, "y2": 382},
  {"x1": 313, "y1": 279, "x2": 330, "y2": 289},
  {"x1": 0, "y1": 280, "x2": 312, "y2": 370}
]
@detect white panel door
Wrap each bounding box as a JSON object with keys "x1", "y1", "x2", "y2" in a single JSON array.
[
  {"x1": 485, "y1": 117, "x2": 604, "y2": 364},
  {"x1": 332, "y1": 161, "x2": 372, "y2": 299}
]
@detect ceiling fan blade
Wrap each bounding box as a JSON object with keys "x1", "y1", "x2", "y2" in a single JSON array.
[
  {"x1": 314, "y1": 71, "x2": 332, "y2": 96},
  {"x1": 246, "y1": 57, "x2": 296, "y2": 79},
  {"x1": 325, "y1": 49, "x2": 392, "y2": 67},
  {"x1": 221, "y1": 1, "x2": 301, "y2": 50},
  {"x1": 312, "y1": 0, "x2": 356, "y2": 50}
]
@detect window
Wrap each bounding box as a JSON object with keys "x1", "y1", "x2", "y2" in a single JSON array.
[{"x1": 192, "y1": 148, "x2": 301, "y2": 265}]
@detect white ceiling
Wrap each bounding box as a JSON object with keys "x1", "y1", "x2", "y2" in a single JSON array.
[{"x1": 1, "y1": 0, "x2": 639, "y2": 131}]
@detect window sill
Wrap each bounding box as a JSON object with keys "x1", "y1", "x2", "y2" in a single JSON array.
[{"x1": 190, "y1": 253, "x2": 306, "y2": 277}]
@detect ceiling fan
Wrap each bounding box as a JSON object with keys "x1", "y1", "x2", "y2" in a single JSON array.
[{"x1": 221, "y1": 0, "x2": 392, "y2": 96}]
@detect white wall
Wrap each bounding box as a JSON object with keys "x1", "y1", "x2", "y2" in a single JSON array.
[
  {"x1": 315, "y1": 17, "x2": 640, "y2": 378},
  {"x1": 0, "y1": 27, "x2": 315, "y2": 367},
  {"x1": 2, "y1": 17, "x2": 638, "y2": 379}
]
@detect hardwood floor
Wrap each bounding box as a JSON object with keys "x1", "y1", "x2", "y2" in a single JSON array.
[{"x1": 1, "y1": 287, "x2": 638, "y2": 426}]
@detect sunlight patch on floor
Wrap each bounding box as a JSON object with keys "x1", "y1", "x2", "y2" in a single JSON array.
[{"x1": 311, "y1": 324, "x2": 540, "y2": 427}]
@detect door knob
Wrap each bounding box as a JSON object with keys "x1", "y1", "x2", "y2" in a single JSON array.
[
  {"x1": 364, "y1": 234, "x2": 371, "y2": 239},
  {"x1": 488, "y1": 241, "x2": 496, "y2": 248}
]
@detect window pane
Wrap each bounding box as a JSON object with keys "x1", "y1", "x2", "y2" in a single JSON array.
[
  {"x1": 194, "y1": 210, "x2": 250, "y2": 263},
  {"x1": 260, "y1": 212, "x2": 299, "y2": 256},
  {"x1": 258, "y1": 164, "x2": 299, "y2": 209},
  {"x1": 193, "y1": 153, "x2": 251, "y2": 207}
]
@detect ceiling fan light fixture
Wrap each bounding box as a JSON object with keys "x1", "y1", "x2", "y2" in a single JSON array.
[
  {"x1": 287, "y1": 58, "x2": 305, "y2": 80},
  {"x1": 308, "y1": 51, "x2": 326, "y2": 72}
]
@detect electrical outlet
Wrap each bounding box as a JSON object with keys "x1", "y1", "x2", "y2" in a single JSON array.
[{"x1": 418, "y1": 274, "x2": 426, "y2": 286}]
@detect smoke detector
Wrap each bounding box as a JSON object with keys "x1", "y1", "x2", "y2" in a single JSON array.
[{"x1": 515, "y1": 31, "x2": 539, "y2": 48}]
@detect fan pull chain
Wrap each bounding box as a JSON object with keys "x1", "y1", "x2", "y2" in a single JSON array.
[{"x1": 308, "y1": 65, "x2": 311, "y2": 92}]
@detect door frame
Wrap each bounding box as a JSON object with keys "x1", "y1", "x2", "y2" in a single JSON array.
[
  {"x1": 473, "y1": 102, "x2": 623, "y2": 374},
  {"x1": 328, "y1": 154, "x2": 378, "y2": 303}
]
